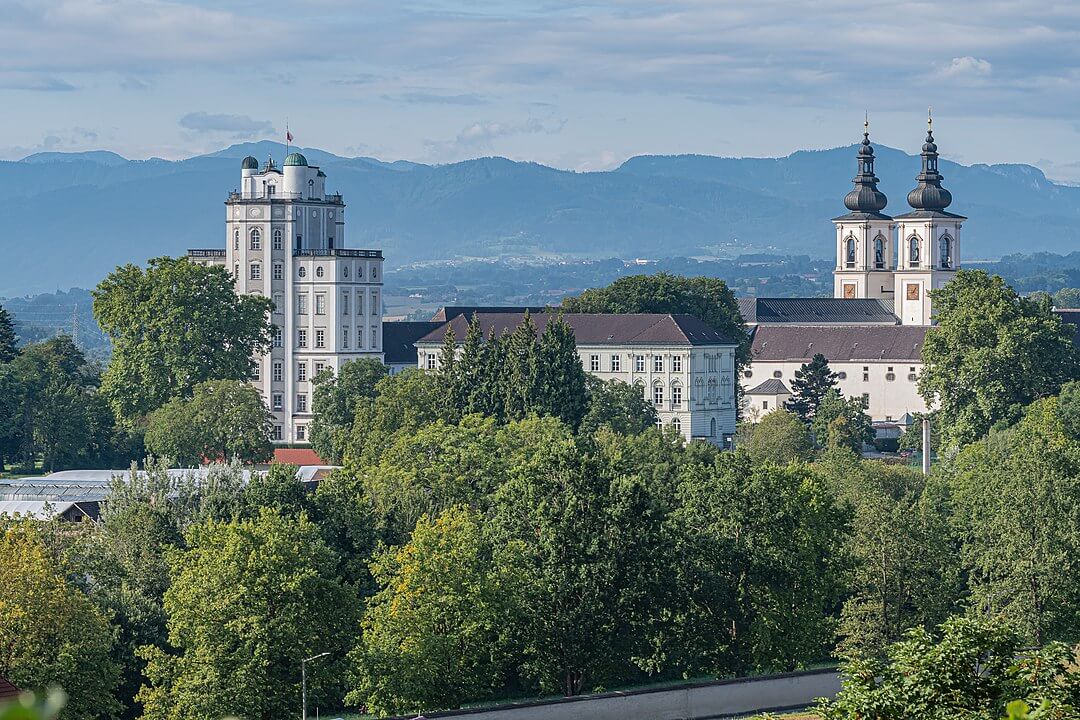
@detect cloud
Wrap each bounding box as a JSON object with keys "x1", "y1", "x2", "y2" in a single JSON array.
[
  {"x1": 423, "y1": 117, "x2": 567, "y2": 161},
  {"x1": 179, "y1": 112, "x2": 275, "y2": 139},
  {"x1": 383, "y1": 91, "x2": 488, "y2": 105},
  {"x1": 0, "y1": 73, "x2": 76, "y2": 91},
  {"x1": 938, "y1": 56, "x2": 993, "y2": 79},
  {"x1": 119, "y1": 76, "x2": 151, "y2": 91}
]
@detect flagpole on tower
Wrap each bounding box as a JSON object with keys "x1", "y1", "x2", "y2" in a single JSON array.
[{"x1": 286, "y1": 120, "x2": 291, "y2": 155}]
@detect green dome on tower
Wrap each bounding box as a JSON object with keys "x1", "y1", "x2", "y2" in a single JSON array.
[
  {"x1": 283, "y1": 152, "x2": 308, "y2": 167},
  {"x1": 240, "y1": 155, "x2": 259, "y2": 170}
]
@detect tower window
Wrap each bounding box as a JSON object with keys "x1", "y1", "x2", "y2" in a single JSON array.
[
  {"x1": 316, "y1": 266, "x2": 324, "y2": 278},
  {"x1": 249, "y1": 263, "x2": 261, "y2": 280},
  {"x1": 234, "y1": 229, "x2": 240, "y2": 251},
  {"x1": 273, "y1": 229, "x2": 283, "y2": 250},
  {"x1": 874, "y1": 234, "x2": 885, "y2": 269},
  {"x1": 273, "y1": 263, "x2": 283, "y2": 280},
  {"x1": 909, "y1": 236, "x2": 920, "y2": 267},
  {"x1": 250, "y1": 228, "x2": 261, "y2": 250},
  {"x1": 298, "y1": 267, "x2": 307, "y2": 278},
  {"x1": 845, "y1": 236, "x2": 856, "y2": 268},
  {"x1": 940, "y1": 235, "x2": 953, "y2": 269}
]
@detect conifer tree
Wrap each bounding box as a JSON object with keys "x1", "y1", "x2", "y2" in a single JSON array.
[
  {"x1": 458, "y1": 314, "x2": 487, "y2": 414},
  {"x1": 478, "y1": 328, "x2": 507, "y2": 421},
  {"x1": 0, "y1": 304, "x2": 17, "y2": 363},
  {"x1": 537, "y1": 314, "x2": 587, "y2": 428},
  {"x1": 785, "y1": 353, "x2": 838, "y2": 423},
  {"x1": 504, "y1": 312, "x2": 539, "y2": 420}
]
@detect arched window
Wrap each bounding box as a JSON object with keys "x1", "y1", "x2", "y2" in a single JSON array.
[
  {"x1": 233, "y1": 262, "x2": 239, "y2": 279},
  {"x1": 939, "y1": 235, "x2": 952, "y2": 269},
  {"x1": 671, "y1": 417, "x2": 682, "y2": 434},
  {"x1": 298, "y1": 267, "x2": 307, "y2": 278},
  {"x1": 707, "y1": 378, "x2": 718, "y2": 400},
  {"x1": 272, "y1": 229, "x2": 283, "y2": 250},
  {"x1": 710, "y1": 417, "x2": 717, "y2": 437},
  {"x1": 874, "y1": 234, "x2": 885, "y2": 269},
  {"x1": 909, "y1": 236, "x2": 920, "y2": 266},
  {"x1": 845, "y1": 236, "x2": 856, "y2": 267},
  {"x1": 233, "y1": 229, "x2": 240, "y2": 251},
  {"x1": 308, "y1": 178, "x2": 315, "y2": 197},
  {"x1": 694, "y1": 377, "x2": 704, "y2": 402},
  {"x1": 250, "y1": 228, "x2": 261, "y2": 250}
]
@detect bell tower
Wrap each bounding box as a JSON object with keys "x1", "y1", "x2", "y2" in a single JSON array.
[
  {"x1": 832, "y1": 120, "x2": 895, "y2": 302},
  {"x1": 892, "y1": 111, "x2": 965, "y2": 325}
]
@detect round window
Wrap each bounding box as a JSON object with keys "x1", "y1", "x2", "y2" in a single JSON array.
[
  {"x1": 316, "y1": 266, "x2": 324, "y2": 278},
  {"x1": 772, "y1": 370, "x2": 782, "y2": 379},
  {"x1": 743, "y1": 370, "x2": 752, "y2": 378},
  {"x1": 343, "y1": 267, "x2": 349, "y2": 278},
  {"x1": 298, "y1": 267, "x2": 307, "y2": 278},
  {"x1": 357, "y1": 267, "x2": 364, "y2": 278}
]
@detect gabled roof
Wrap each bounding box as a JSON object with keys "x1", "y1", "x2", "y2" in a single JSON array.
[
  {"x1": 751, "y1": 324, "x2": 928, "y2": 362},
  {"x1": 382, "y1": 321, "x2": 443, "y2": 365},
  {"x1": 431, "y1": 306, "x2": 546, "y2": 322},
  {"x1": 418, "y1": 312, "x2": 740, "y2": 347},
  {"x1": 745, "y1": 378, "x2": 791, "y2": 395},
  {"x1": 738, "y1": 297, "x2": 899, "y2": 325}
]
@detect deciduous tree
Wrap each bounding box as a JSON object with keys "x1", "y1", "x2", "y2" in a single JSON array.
[
  {"x1": 579, "y1": 376, "x2": 657, "y2": 437},
  {"x1": 309, "y1": 358, "x2": 387, "y2": 464}
]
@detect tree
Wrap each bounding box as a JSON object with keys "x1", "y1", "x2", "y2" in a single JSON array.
[
  {"x1": 920, "y1": 270, "x2": 1078, "y2": 448},
  {"x1": 785, "y1": 353, "x2": 839, "y2": 423},
  {"x1": 93, "y1": 257, "x2": 273, "y2": 424},
  {"x1": 811, "y1": 389, "x2": 874, "y2": 452},
  {"x1": 137, "y1": 511, "x2": 358, "y2": 720},
  {"x1": 536, "y1": 315, "x2": 588, "y2": 428},
  {"x1": 145, "y1": 379, "x2": 272, "y2": 466},
  {"x1": 348, "y1": 506, "x2": 512, "y2": 715},
  {"x1": 1052, "y1": 287, "x2": 1080, "y2": 308},
  {"x1": 343, "y1": 369, "x2": 451, "y2": 466},
  {"x1": 503, "y1": 311, "x2": 540, "y2": 421},
  {"x1": 739, "y1": 409, "x2": 814, "y2": 465},
  {"x1": 457, "y1": 314, "x2": 488, "y2": 415},
  {"x1": 0, "y1": 520, "x2": 121, "y2": 720},
  {"x1": 0, "y1": 303, "x2": 17, "y2": 363},
  {"x1": 945, "y1": 392, "x2": 1080, "y2": 646},
  {"x1": 240, "y1": 463, "x2": 309, "y2": 518},
  {"x1": 818, "y1": 616, "x2": 1080, "y2": 720},
  {"x1": 309, "y1": 359, "x2": 387, "y2": 464},
  {"x1": 579, "y1": 376, "x2": 657, "y2": 437},
  {"x1": 562, "y1": 273, "x2": 749, "y2": 370}
]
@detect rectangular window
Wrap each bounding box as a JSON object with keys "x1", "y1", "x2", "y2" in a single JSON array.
[
  {"x1": 342, "y1": 293, "x2": 350, "y2": 315},
  {"x1": 297, "y1": 294, "x2": 308, "y2": 315},
  {"x1": 635, "y1": 355, "x2": 645, "y2": 373},
  {"x1": 272, "y1": 293, "x2": 283, "y2": 313},
  {"x1": 273, "y1": 327, "x2": 283, "y2": 348},
  {"x1": 672, "y1": 355, "x2": 683, "y2": 373},
  {"x1": 862, "y1": 392, "x2": 870, "y2": 405},
  {"x1": 862, "y1": 365, "x2": 869, "y2": 382},
  {"x1": 357, "y1": 295, "x2": 364, "y2": 315},
  {"x1": 273, "y1": 232, "x2": 283, "y2": 251},
  {"x1": 672, "y1": 385, "x2": 682, "y2": 406},
  {"x1": 315, "y1": 294, "x2": 326, "y2": 315},
  {"x1": 252, "y1": 361, "x2": 261, "y2": 381},
  {"x1": 653, "y1": 355, "x2": 664, "y2": 373},
  {"x1": 272, "y1": 425, "x2": 282, "y2": 441},
  {"x1": 296, "y1": 394, "x2": 308, "y2": 413},
  {"x1": 297, "y1": 329, "x2": 307, "y2": 348},
  {"x1": 272, "y1": 393, "x2": 283, "y2": 410},
  {"x1": 342, "y1": 327, "x2": 349, "y2": 348},
  {"x1": 314, "y1": 362, "x2": 325, "y2": 376},
  {"x1": 371, "y1": 325, "x2": 377, "y2": 347},
  {"x1": 653, "y1": 385, "x2": 664, "y2": 406},
  {"x1": 590, "y1": 354, "x2": 600, "y2": 372},
  {"x1": 315, "y1": 329, "x2": 325, "y2": 348},
  {"x1": 250, "y1": 263, "x2": 261, "y2": 280},
  {"x1": 611, "y1": 355, "x2": 621, "y2": 372},
  {"x1": 296, "y1": 425, "x2": 306, "y2": 440},
  {"x1": 273, "y1": 263, "x2": 283, "y2": 280},
  {"x1": 371, "y1": 292, "x2": 379, "y2": 312},
  {"x1": 272, "y1": 361, "x2": 282, "y2": 382},
  {"x1": 297, "y1": 362, "x2": 307, "y2": 382},
  {"x1": 427, "y1": 353, "x2": 437, "y2": 370},
  {"x1": 762, "y1": 400, "x2": 769, "y2": 410}
]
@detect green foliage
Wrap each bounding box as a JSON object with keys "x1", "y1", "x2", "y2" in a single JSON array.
[
  {"x1": 944, "y1": 393, "x2": 1080, "y2": 646},
  {"x1": 0, "y1": 304, "x2": 17, "y2": 363},
  {"x1": 145, "y1": 379, "x2": 272, "y2": 466},
  {"x1": 920, "y1": 270, "x2": 1079, "y2": 449},
  {"x1": 240, "y1": 463, "x2": 309, "y2": 518},
  {"x1": 93, "y1": 257, "x2": 273, "y2": 424},
  {"x1": 309, "y1": 359, "x2": 387, "y2": 464},
  {"x1": 739, "y1": 409, "x2": 814, "y2": 465},
  {"x1": 785, "y1": 354, "x2": 839, "y2": 423},
  {"x1": 0, "y1": 520, "x2": 121, "y2": 720},
  {"x1": 1053, "y1": 287, "x2": 1080, "y2": 308},
  {"x1": 811, "y1": 389, "x2": 874, "y2": 453},
  {"x1": 818, "y1": 616, "x2": 1080, "y2": 720},
  {"x1": 348, "y1": 506, "x2": 512, "y2": 715},
  {"x1": 345, "y1": 369, "x2": 450, "y2": 466},
  {"x1": 0, "y1": 689, "x2": 66, "y2": 720},
  {"x1": 137, "y1": 511, "x2": 358, "y2": 720},
  {"x1": 579, "y1": 376, "x2": 657, "y2": 437},
  {"x1": 561, "y1": 272, "x2": 749, "y2": 369},
  {"x1": 535, "y1": 315, "x2": 588, "y2": 428}
]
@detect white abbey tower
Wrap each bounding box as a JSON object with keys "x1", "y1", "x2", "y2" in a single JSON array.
[
  {"x1": 191, "y1": 152, "x2": 384, "y2": 445},
  {"x1": 832, "y1": 115, "x2": 964, "y2": 325}
]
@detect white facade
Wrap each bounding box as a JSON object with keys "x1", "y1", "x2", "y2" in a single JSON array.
[
  {"x1": 891, "y1": 215, "x2": 960, "y2": 325},
  {"x1": 191, "y1": 154, "x2": 383, "y2": 445}
]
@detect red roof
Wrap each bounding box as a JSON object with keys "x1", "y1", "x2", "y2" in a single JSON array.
[
  {"x1": 273, "y1": 448, "x2": 326, "y2": 466},
  {"x1": 0, "y1": 677, "x2": 21, "y2": 701}
]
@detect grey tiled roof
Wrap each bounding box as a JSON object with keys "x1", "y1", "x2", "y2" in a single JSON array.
[
  {"x1": 751, "y1": 324, "x2": 928, "y2": 362},
  {"x1": 432, "y1": 306, "x2": 546, "y2": 322},
  {"x1": 738, "y1": 297, "x2": 899, "y2": 325},
  {"x1": 382, "y1": 321, "x2": 443, "y2": 364},
  {"x1": 745, "y1": 378, "x2": 791, "y2": 395},
  {"x1": 418, "y1": 312, "x2": 740, "y2": 347}
]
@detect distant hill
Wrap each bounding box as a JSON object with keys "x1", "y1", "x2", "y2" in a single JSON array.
[{"x1": 2, "y1": 141, "x2": 1078, "y2": 295}]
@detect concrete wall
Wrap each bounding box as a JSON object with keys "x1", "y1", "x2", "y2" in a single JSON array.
[{"x1": 387, "y1": 667, "x2": 840, "y2": 720}]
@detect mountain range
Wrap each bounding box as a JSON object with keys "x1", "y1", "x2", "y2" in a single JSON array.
[{"x1": 1, "y1": 140, "x2": 1077, "y2": 296}]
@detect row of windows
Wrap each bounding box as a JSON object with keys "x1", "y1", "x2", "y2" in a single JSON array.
[
  {"x1": 653, "y1": 416, "x2": 722, "y2": 438},
  {"x1": 747, "y1": 365, "x2": 918, "y2": 382},
  {"x1": 589, "y1": 354, "x2": 686, "y2": 373},
  {"x1": 843, "y1": 234, "x2": 954, "y2": 270},
  {"x1": 292, "y1": 292, "x2": 377, "y2": 315}
]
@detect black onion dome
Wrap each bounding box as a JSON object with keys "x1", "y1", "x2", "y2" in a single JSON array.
[
  {"x1": 843, "y1": 128, "x2": 889, "y2": 214},
  {"x1": 907, "y1": 127, "x2": 952, "y2": 211}
]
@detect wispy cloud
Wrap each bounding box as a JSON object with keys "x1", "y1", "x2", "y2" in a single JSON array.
[
  {"x1": 179, "y1": 112, "x2": 275, "y2": 139},
  {"x1": 0, "y1": 72, "x2": 76, "y2": 91},
  {"x1": 424, "y1": 117, "x2": 567, "y2": 161},
  {"x1": 383, "y1": 91, "x2": 488, "y2": 105}
]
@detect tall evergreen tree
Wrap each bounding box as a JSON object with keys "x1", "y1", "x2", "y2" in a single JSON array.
[
  {"x1": 503, "y1": 312, "x2": 540, "y2": 420},
  {"x1": 478, "y1": 328, "x2": 507, "y2": 421},
  {"x1": 458, "y1": 314, "x2": 487, "y2": 414},
  {"x1": 537, "y1": 314, "x2": 588, "y2": 428},
  {"x1": 0, "y1": 304, "x2": 17, "y2": 363},
  {"x1": 784, "y1": 353, "x2": 839, "y2": 423},
  {"x1": 438, "y1": 325, "x2": 462, "y2": 418}
]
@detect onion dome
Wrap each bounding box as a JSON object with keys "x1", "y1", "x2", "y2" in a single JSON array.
[
  {"x1": 283, "y1": 152, "x2": 308, "y2": 167},
  {"x1": 842, "y1": 121, "x2": 889, "y2": 215},
  {"x1": 906, "y1": 113, "x2": 952, "y2": 211},
  {"x1": 241, "y1": 155, "x2": 259, "y2": 170}
]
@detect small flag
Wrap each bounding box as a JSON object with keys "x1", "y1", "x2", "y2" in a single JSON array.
[{"x1": 286, "y1": 129, "x2": 293, "y2": 143}]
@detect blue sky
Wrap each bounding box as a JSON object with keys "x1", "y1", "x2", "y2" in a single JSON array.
[{"x1": 4, "y1": 1, "x2": 1080, "y2": 179}]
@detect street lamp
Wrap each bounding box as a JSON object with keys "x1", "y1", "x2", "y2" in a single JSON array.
[{"x1": 301, "y1": 652, "x2": 330, "y2": 720}]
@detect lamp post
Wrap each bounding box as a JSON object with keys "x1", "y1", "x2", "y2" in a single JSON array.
[{"x1": 301, "y1": 652, "x2": 329, "y2": 720}]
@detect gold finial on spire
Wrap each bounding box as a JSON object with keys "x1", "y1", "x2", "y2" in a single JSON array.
[
  {"x1": 928, "y1": 106, "x2": 933, "y2": 129},
  {"x1": 864, "y1": 111, "x2": 869, "y2": 133}
]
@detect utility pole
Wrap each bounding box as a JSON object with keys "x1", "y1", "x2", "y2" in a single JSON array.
[
  {"x1": 921, "y1": 417, "x2": 931, "y2": 475},
  {"x1": 301, "y1": 652, "x2": 329, "y2": 720}
]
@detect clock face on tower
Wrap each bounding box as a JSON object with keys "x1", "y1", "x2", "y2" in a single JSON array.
[
  {"x1": 843, "y1": 283, "x2": 856, "y2": 299},
  {"x1": 907, "y1": 284, "x2": 921, "y2": 300}
]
